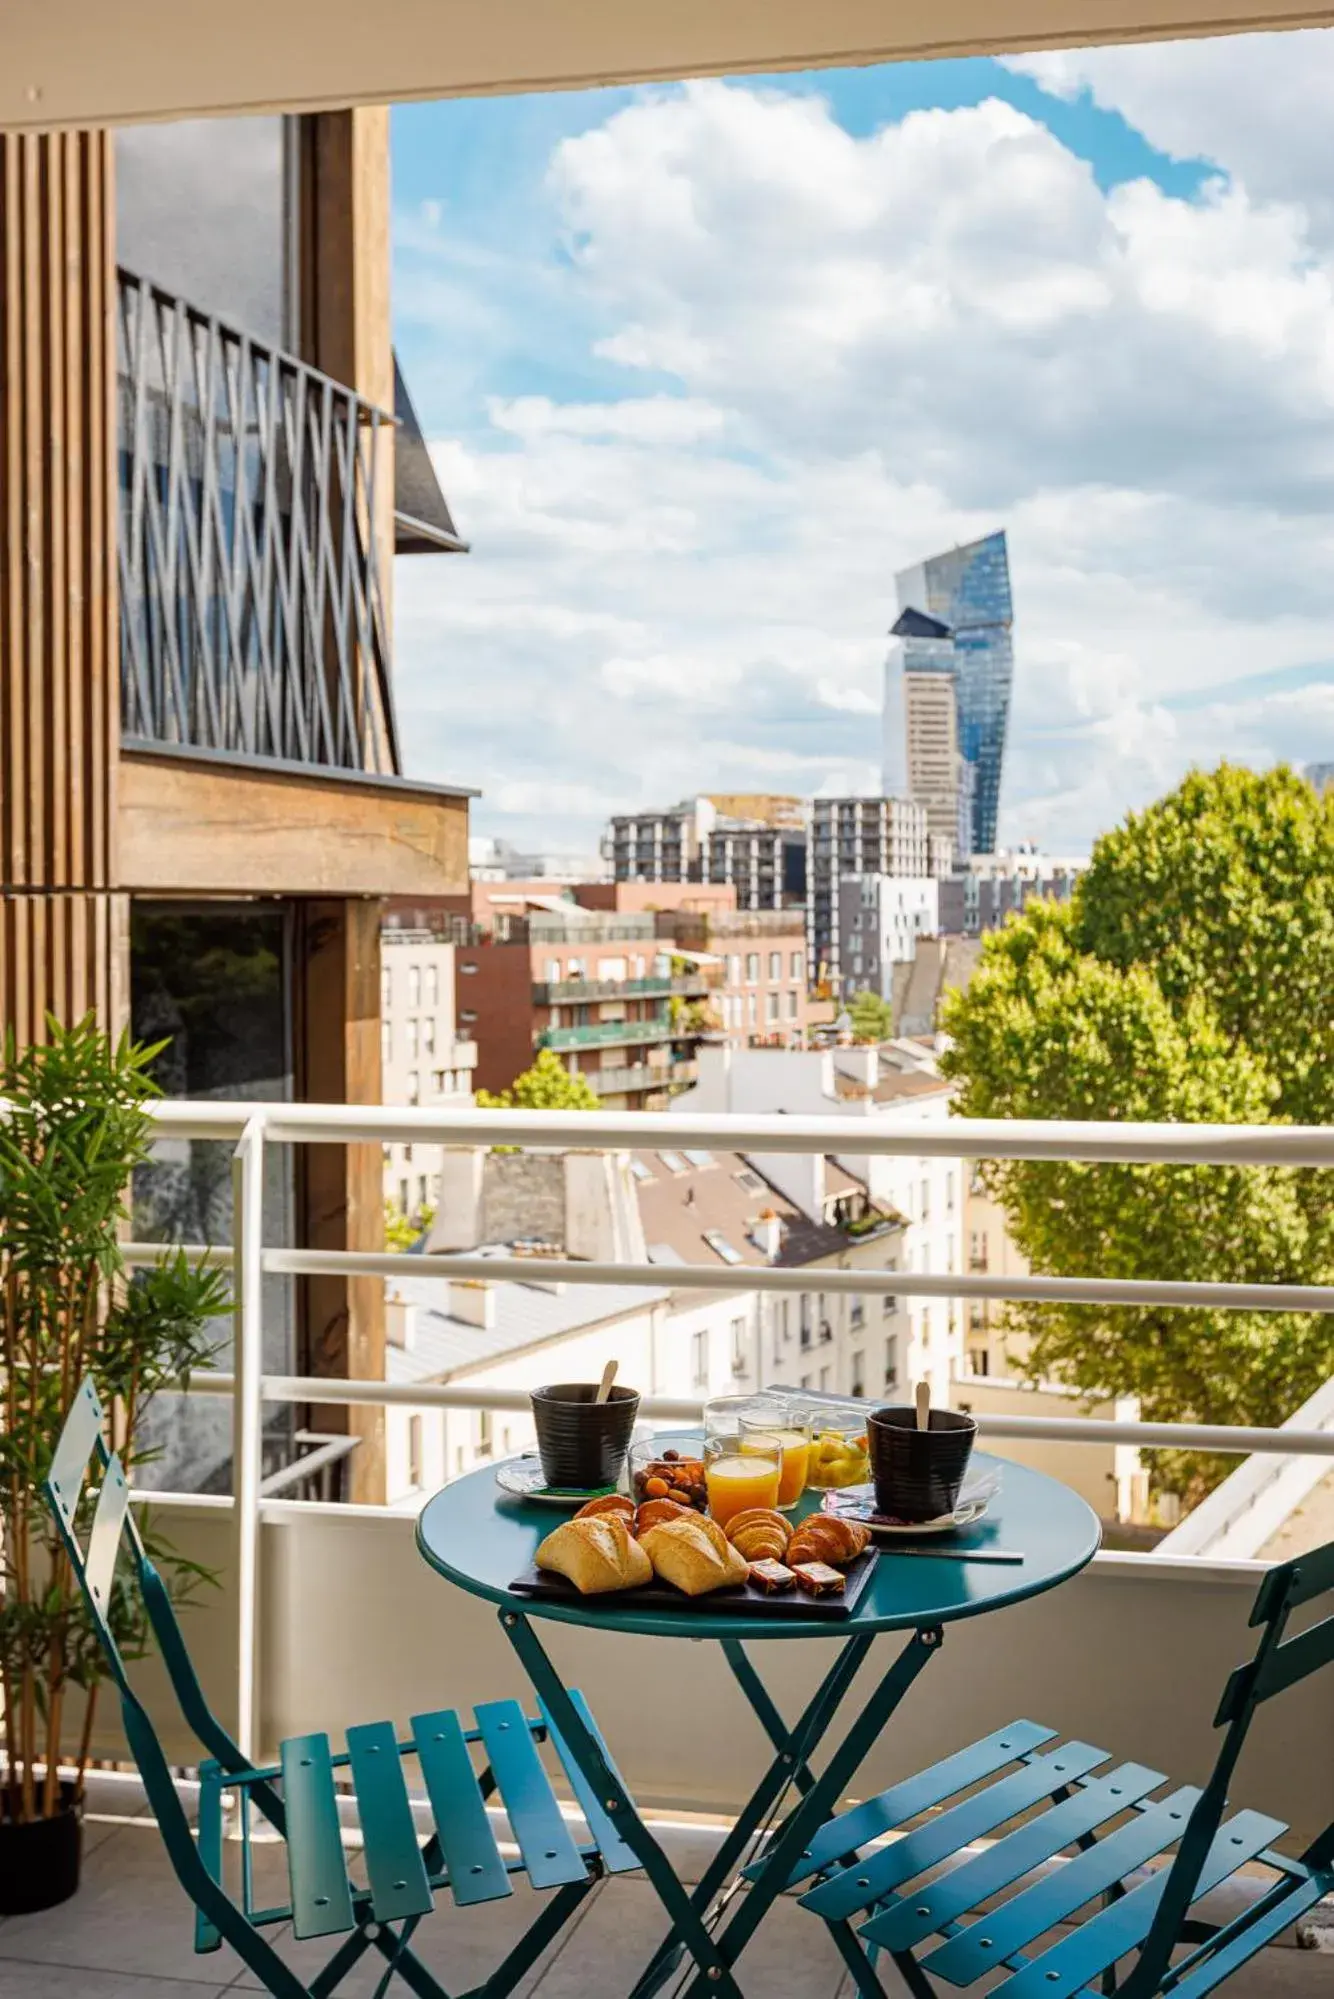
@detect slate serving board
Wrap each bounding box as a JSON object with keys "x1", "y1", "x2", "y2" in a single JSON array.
[{"x1": 508, "y1": 1547, "x2": 878, "y2": 1621}]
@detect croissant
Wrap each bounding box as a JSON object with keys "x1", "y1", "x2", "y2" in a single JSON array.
[
  {"x1": 641, "y1": 1514, "x2": 749, "y2": 1596},
  {"x1": 536, "y1": 1513, "x2": 652, "y2": 1594},
  {"x1": 725, "y1": 1509, "x2": 791, "y2": 1546},
  {"x1": 787, "y1": 1515, "x2": 870, "y2": 1567},
  {"x1": 729, "y1": 1519, "x2": 790, "y2": 1562}
]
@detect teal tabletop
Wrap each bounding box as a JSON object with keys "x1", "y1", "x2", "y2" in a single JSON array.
[{"x1": 416, "y1": 1447, "x2": 1101, "y2": 1641}]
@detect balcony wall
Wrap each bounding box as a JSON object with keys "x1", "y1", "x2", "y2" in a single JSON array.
[{"x1": 116, "y1": 1500, "x2": 1334, "y2": 1848}]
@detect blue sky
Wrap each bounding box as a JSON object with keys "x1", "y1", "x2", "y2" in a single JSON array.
[{"x1": 388, "y1": 35, "x2": 1334, "y2": 855}]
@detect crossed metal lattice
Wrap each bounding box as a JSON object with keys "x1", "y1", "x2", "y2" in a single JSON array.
[{"x1": 117, "y1": 267, "x2": 400, "y2": 776}]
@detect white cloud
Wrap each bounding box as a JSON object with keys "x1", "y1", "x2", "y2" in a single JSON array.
[{"x1": 394, "y1": 66, "x2": 1334, "y2": 851}]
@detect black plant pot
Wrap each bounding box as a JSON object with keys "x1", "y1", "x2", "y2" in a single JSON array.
[{"x1": 0, "y1": 1783, "x2": 83, "y2": 1914}]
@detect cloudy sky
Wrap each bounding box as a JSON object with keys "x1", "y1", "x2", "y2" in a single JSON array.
[{"x1": 390, "y1": 32, "x2": 1334, "y2": 857}]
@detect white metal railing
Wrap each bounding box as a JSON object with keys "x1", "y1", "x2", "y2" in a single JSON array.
[{"x1": 122, "y1": 1099, "x2": 1334, "y2": 1758}]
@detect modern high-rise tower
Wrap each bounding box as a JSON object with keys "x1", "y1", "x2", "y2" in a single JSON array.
[{"x1": 885, "y1": 530, "x2": 1015, "y2": 855}]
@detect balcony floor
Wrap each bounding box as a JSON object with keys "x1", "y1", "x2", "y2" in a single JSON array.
[{"x1": 1, "y1": 1803, "x2": 1328, "y2": 1998}]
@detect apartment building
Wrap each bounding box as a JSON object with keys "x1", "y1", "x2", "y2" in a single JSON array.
[
  {"x1": 1, "y1": 113, "x2": 470, "y2": 1502},
  {"x1": 808, "y1": 796, "x2": 933, "y2": 989},
  {"x1": 838, "y1": 875, "x2": 941, "y2": 998},
  {"x1": 670, "y1": 909, "x2": 811, "y2": 1046},
  {"x1": 606, "y1": 795, "x2": 807, "y2": 910},
  {"x1": 380, "y1": 930, "x2": 477, "y2": 1218},
  {"x1": 674, "y1": 1043, "x2": 965, "y2": 1402},
  {"x1": 904, "y1": 667, "x2": 974, "y2": 856},
  {"x1": 938, "y1": 848, "x2": 1088, "y2": 935}
]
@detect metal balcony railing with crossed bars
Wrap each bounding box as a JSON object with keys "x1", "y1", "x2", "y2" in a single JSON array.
[{"x1": 116, "y1": 267, "x2": 400, "y2": 777}]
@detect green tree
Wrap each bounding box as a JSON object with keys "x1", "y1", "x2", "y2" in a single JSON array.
[
  {"x1": 847, "y1": 988, "x2": 894, "y2": 1043},
  {"x1": 940, "y1": 765, "x2": 1334, "y2": 1500},
  {"x1": 476, "y1": 1047, "x2": 600, "y2": 1111}
]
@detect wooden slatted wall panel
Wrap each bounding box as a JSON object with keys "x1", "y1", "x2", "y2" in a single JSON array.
[{"x1": 0, "y1": 129, "x2": 122, "y2": 1045}]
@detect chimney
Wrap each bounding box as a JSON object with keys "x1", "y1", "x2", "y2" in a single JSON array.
[
  {"x1": 751, "y1": 1210, "x2": 783, "y2": 1260},
  {"x1": 448, "y1": 1279, "x2": 497, "y2": 1329}
]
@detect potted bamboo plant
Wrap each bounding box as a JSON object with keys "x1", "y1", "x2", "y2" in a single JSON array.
[{"x1": 0, "y1": 1017, "x2": 227, "y2": 1912}]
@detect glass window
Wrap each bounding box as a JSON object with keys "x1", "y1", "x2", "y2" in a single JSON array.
[
  {"x1": 884, "y1": 1339, "x2": 898, "y2": 1389},
  {"x1": 381, "y1": 967, "x2": 392, "y2": 1009},
  {"x1": 850, "y1": 1350, "x2": 865, "y2": 1398},
  {"x1": 919, "y1": 1175, "x2": 930, "y2": 1220},
  {"x1": 408, "y1": 1415, "x2": 423, "y2": 1490},
  {"x1": 768, "y1": 951, "x2": 781, "y2": 980},
  {"x1": 407, "y1": 1072, "x2": 419, "y2": 1104},
  {"x1": 747, "y1": 993, "x2": 757, "y2": 1027},
  {"x1": 882, "y1": 1293, "x2": 897, "y2": 1317},
  {"x1": 786, "y1": 990, "x2": 798, "y2": 1018},
  {"x1": 728, "y1": 954, "x2": 742, "y2": 985},
  {"x1": 850, "y1": 1296, "x2": 865, "y2": 1328},
  {"x1": 422, "y1": 1018, "x2": 436, "y2": 1054},
  {"x1": 746, "y1": 953, "x2": 760, "y2": 983},
  {"x1": 426, "y1": 966, "x2": 439, "y2": 1007},
  {"x1": 546, "y1": 959, "x2": 562, "y2": 983},
  {"x1": 766, "y1": 991, "x2": 779, "y2": 1023},
  {"x1": 406, "y1": 1020, "x2": 419, "y2": 1058},
  {"x1": 818, "y1": 1366, "x2": 831, "y2": 1392},
  {"x1": 116, "y1": 117, "x2": 294, "y2": 345},
  {"x1": 730, "y1": 1317, "x2": 747, "y2": 1372},
  {"x1": 790, "y1": 952, "x2": 803, "y2": 981},
  {"x1": 692, "y1": 1330, "x2": 709, "y2": 1388}
]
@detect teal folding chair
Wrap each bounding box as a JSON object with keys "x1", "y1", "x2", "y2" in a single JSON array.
[
  {"x1": 46, "y1": 1379, "x2": 640, "y2": 1999},
  {"x1": 783, "y1": 1539, "x2": 1334, "y2": 1999}
]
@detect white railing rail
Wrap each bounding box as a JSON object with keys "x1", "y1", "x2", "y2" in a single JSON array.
[{"x1": 120, "y1": 1098, "x2": 1334, "y2": 1760}]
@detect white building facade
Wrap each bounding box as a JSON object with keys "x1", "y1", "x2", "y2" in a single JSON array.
[
  {"x1": 380, "y1": 928, "x2": 477, "y2": 1217},
  {"x1": 838, "y1": 874, "x2": 940, "y2": 998}
]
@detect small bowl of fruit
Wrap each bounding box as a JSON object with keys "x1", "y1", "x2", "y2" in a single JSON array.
[
  {"x1": 803, "y1": 1423, "x2": 871, "y2": 1490},
  {"x1": 629, "y1": 1438, "x2": 708, "y2": 1513}
]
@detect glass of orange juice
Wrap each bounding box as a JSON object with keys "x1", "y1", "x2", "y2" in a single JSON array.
[
  {"x1": 705, "y1": 1432, "x2": 782, "y2": 1526},
  {"x1": 741, "y1": 1415, "x2": 810, "y2": 1510}
]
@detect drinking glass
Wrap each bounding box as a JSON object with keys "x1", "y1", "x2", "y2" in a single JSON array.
[
  {"x1": 704, "y1": 1431, "x2": 782, "y2": 1526},
  {"x1": 740, "y1": 1413, "x2": 809, "y2": 1509}
]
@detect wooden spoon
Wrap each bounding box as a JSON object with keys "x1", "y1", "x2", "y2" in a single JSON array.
[
  {"x1": 915, "y1": 1379, "x2": 931, "y2": 1433},
  {"x1": 595, "y1": 1358, "x2": 618, "y2": 1405}
]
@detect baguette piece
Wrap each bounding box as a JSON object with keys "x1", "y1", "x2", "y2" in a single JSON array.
[
  {"x1": 536, "y1": 1514, "x2": 652, "y2": 1594},
  {"x1": 641, "y1": 1514, "x2": 749, "y2": 1596}
]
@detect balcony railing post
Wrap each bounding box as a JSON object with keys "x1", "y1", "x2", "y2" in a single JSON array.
[{"x1": 231, "y1": 1115, "x2": 266, "y2": 1763}]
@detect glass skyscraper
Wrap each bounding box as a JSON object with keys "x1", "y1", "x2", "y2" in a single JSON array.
[{"x1": 892, "y1": 530, "x2": 1014, "y2": 854}]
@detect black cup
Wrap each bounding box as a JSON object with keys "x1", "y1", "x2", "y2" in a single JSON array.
[
  {"x1": 868, "y1": 1405, "x2": 977, "y2": 1523},
  {"x1": 530, "y1": 1382, "x2": 640, "y2": 1490}
]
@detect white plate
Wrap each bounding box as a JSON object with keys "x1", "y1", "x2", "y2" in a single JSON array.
[
  {"x1": 493, "y1": 1455, "x2": 619, "y2": 1508},
  {"x1": 822, "y1": 1467, "x2": 1001, "y2": 1536}
]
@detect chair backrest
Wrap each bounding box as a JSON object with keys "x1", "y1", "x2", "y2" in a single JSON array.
[
  {"x1": 45, "y1": 1378, "x2": 253, "y2": 1783},
  {"x1": 1123, "y1": 1532, "x2": 1334, "y2": 1997}
]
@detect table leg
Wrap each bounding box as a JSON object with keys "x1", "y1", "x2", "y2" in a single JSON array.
[
  {"x1": 677, "y1": 1624, "x2": 944, "y2": 1998},
  {"x1": 500, "y1": 1607, "x2": 942, "y2": 1999},
  {"x1": 499, "y1": 1610, "x2": 749, "y2": 1999}
]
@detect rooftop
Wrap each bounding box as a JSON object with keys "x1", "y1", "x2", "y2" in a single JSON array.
[
  {"x1": 388, "y1": 1265, "x2": 670, "y2": 1381},
  {"x1": 633, "y1": 1146, "x2": 897, "y2": 1274}
]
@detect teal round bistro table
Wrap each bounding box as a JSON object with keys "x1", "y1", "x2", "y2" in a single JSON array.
[{"x1": 417, "y1": 1450, "x2": 1100, "y2": 1999}]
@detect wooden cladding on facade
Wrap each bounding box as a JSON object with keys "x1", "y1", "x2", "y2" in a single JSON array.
[{"x1": 0, "y1": 129, "x2": 121, "y2": 1039}]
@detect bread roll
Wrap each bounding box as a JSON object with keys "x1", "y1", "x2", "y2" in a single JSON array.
[
  {"x1": 536, "y1": 1513, "x2": 652, "y2": 1594},
  {"x1": 574, "y1": 1494, "x2": 636, "y2": 1525},
  {"x1": 641, "y1": 1514, "x2": 749, "y2": 1596}
]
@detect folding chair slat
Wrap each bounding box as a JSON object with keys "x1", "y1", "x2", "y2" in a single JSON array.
[
  {"x1": 1170, "y1": 1875, "x2": 1332, "y2": 1999},
  {"x1": 803, "y1": 1741, "x2": 1111, "y2": 1922},
  {"x1": 539, "y1": 1691, "x2": 640, "y2": 1874},
  {"x1": 865, "y1": 1761, "x2": 1166, "y2": 1953},
  {"x1": 474, "y1": 1700, "x2": 588, "y2": 1890},
  {"x1": 47, "y1": 1378, "x2": 105, "y2": 1524},
  {"x1": 916, "y1": 1785, "x2": 1202, "y2": 1981},
  {"x1": 280, "y1": 1734, "x2": 356, "y2": 1940},
  {"x1": 781, "y1": 1720, "x2": 1056, "y2": 1889},
  {"x1": 194, "y1": 1761, "x2": 224, "y2": 1954},
  {"x1": 986, "y1": 1808, "x2": 1290, "y2": 1999},
  {"x1": 85, "y1": 1458, "x2": 133, "y2": 1610},
  {"x1": 1255, "y1": 1614, "x2": 1334, "y2": 1703},
  {"x1": 346, "y1": 1720, "x2": 434, "y2": 1924},
  {"x1": 410, "y1": 1709, "x2": 512, "y2": 1907}
]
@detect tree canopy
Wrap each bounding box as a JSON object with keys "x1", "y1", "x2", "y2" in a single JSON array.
[
  {"x1": 847, "y1": 988, "x2": 894, "y2": 1043},
  {"x1": 476, "y1": 1047, "x2": 601, "y2": 1111},
  {"x1": 940, "y1": 764, "x2": 1334, "y2": 1494}
]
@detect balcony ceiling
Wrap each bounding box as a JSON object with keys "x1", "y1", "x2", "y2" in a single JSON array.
[{"x1": 5, "y1": 0, "x2": 1334, "y2": 132}]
